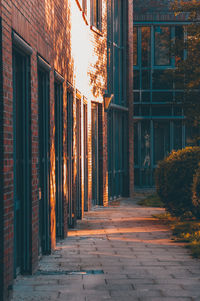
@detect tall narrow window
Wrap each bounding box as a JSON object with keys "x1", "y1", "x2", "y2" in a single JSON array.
[
  {"x1": 91, "y1": 103, "x2": 99, "y2": 205},
  {"x1": 155, "y1": 26, "x2": 171, "y2": 66},
  {"x1": 38, "y1": 58, "x2": 51, "y2": 255},
  {"x1": 141, "y1": 27, "x2": 151, "y2": 67},
  {"x1": 76, "y1": 98, "x2": 82, "y2": 219},
  {"x1": 82, "y1": 0, "x2": 87, "y2": 14},
  {"x1": 12, "y1": 32, "x2": 33, "y2": 275},
  {"x1": 67, "y1": 91, "x2": 75, "y2": 228},
  {"x1": 133, "y1": 27, "x2": 138, "y2": 66},
  {"x1": 175, "y1": 26, "x2": 184, "y2": 64},
  {"x1": 13, "y1": 48, "x2": 31, "y2": 275},
  {"x1": 91, "y1": 0, "x2": 101, "y2": 30},
  {"x1": 55, "y1": 79, "x2": 64, "y2": 239}
]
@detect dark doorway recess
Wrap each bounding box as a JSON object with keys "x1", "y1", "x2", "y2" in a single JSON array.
[
  {"x1": 83, "y1": 102, "x2": 88, "y2": 211},
  {"x1": 67, "y1": 91, "x2": 75, "y2": 228},
  {"x1": 76, "y1": 97, "x2": 82, "y2": 219},
  {"x1": 13, "y1": 47, "x2": 32, "y2": 275},
  {"x1": 55, "y1": 81, "x2": 64, "y2": 239},
  {"x1": 38, "y1": 59, "x2": 51, "y2": 255},
  {"x1": 108, "y1": 110, "x2": 129, "y2": 200},
  {"x1": 91, "y1": 103, "x2": 99, "y2": 206}
]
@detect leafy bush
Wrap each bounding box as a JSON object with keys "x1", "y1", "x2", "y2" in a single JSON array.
[
  {"x1": 192, "y1": 165, "x2": 200, "y2": 218},
  {"x1": 155, "y1": 147, "x2": 200, "y2": 217}
]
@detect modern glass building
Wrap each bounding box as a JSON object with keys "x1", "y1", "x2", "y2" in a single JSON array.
[{"x1": 133, "y1": 0, "x2": 191, "y2": 187}]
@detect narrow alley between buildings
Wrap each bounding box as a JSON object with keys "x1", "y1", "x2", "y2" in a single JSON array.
[{"x1": 12, "y1": 195, "x2": 200, "y2": 301}]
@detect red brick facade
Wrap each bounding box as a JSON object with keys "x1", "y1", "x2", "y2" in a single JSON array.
[{"x1": 0, "y1": 1, "x2": 133, "y2": 300}]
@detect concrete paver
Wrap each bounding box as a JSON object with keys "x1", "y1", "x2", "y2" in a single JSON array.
[{"x1": 12, "y1": 196, "x2": 200, "y2": 300}]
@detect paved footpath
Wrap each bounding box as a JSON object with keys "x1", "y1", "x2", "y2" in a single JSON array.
[{"x1": 12, "y1": 196, "x2": 200, "y2": 301}]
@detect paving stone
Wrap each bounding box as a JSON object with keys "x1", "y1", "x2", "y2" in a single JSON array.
[
  {"x1": 11, "y1": 197, "x2": 200, "y2": 301},
  {"x1": 140, "y1": 296, "x2": 192, "y2": 301}
]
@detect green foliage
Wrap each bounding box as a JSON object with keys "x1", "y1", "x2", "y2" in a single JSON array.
[
  {"x1": 138, "y1": 194, "x2": 164, "y2": 208},
  {"x1": 155, "y1": 147, "x2": 200, "y2": 217},
  {"x1": 171, "y1": 220, "x2": 200, "y2": 258},
  {"x1": 154, "y1": 211, "x2": 200, "y2": 258},
  {"x1": 192, "y1": 164, "x2": 200, "y2": 218},
  {"x1": 163, "y1": 1, "x2": 200, "y2": 144}
]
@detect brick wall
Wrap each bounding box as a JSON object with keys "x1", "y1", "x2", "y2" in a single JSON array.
[{"x1": 1, "y1": 0, "x2": 109, "y2": 299}]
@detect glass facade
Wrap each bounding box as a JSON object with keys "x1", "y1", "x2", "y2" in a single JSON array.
[
  {"x1": 107, "y1": 0, "x2": 129, "y2": 199},
  {"x1": 133, "y1": 24, "x2": 188, "y2": 187}
]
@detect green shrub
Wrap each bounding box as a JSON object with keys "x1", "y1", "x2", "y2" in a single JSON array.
[
  {"x1": 192, "y1": 165, "x2": 200, "y2": 218},
  {"x1": 155, "y1": 147, "x2": 200, "y2": 217}
]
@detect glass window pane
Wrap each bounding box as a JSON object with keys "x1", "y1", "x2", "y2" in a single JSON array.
[
  {"x1": 141, "y1": 92, "x2": 150, "y2": 102},
  {"x1": 152, "y1": 70, "x2": 173, "y2": 89},
  {"x1": 141, "y1": 121, "x2": 151, "y2": 168},
  {"x1": 134, "y1": 92, "x2": 140, "y2": 102},
  {"x1": 173, "y1": 105, "x2": 182, "y2": 116},
  {"x1": 152, "y1": 105, "x2": 172, "y2": 116},
  {"x1": 155, "y1": 26, "x2": 171, "y2": 66},
  {"x1": 175, "y1": 26, "x2": 184, "y2": 64},
  {"x1": 133, "y1": 70, "x2": 140, "y2": 90},
  {"x1": 175, "y1": 92, "x2": 184, "y2": 102},
  {"x1": 133, "y1": 27, "x2": 138, "y2": 65},
  {"x1": 142, "y1": 69, "x2": 150, "y2": 89},
  {"x1": 152, "y1": 92, "x2": 173, "y2": 102},
  {"x1": 174, "y1": 121, "x2": 182, "y2": 150},
  {"x1": 141, "y1": 27, "x2": 151, "y2": 67},
  {"x1": 93, "y1": 0, "x2": 97, "y2": 26},
  {"x1": 141, "y1": 105, "x2": 150, "y2": 116},
  {"x1": 141, "y1": 170, "x2": 151, "y2": 187},
  {"x1": 186, "y1": 125, "x2": 196, "y2": 146},
  {"x1": 134, "y1": 123, "x2": 139, "y2": 165},
  {"x1": 134, "y1": 169, "x2": 140, "y2": 186},
  {"x1": 153, "y1": 121, "x2": 170, "y2": 164},
  {"x1": 134, "y1": 105, "x2": 140, "y2": 116}
]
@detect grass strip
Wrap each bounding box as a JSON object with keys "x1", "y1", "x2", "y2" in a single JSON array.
[
  {"x1": 137, "y1": 193, "x2": 164, "y2": 208},
  {"x1": 153, "y1": 212, "x2": 200, "y2": 258}
]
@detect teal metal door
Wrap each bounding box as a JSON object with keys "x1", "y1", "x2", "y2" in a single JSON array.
[
  {"x1": 38, "y1": 69, "x2": 50, "y2": 254},
  {"x1": 13, "y1": 49, "x2": 31, "y2": 275},
  {"x1": 67, "y1": 92, "x2": 75, "y2": 227},
  {"x1": 55, "y1": 83, "x2": 64, "y2": 239},
  {"x1": 92, "y1": 103, "x2": 99, "y2": 206},
  {"x1": 0, "y1": 19, "x2": 3, "y2": 298},
  {"x1": 108, "y1": 109, "x2": 129, "y2": 200},
  {"x1": 76, "y1": 98, "x2": 82, "y2": 219},
  {"x1": 83, "y1": 103, "x2": 88, "y2": 211}
]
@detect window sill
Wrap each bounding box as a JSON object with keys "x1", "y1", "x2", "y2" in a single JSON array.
[{"x1": 90, "y1": 25, "x2": 103, "y2": 37}]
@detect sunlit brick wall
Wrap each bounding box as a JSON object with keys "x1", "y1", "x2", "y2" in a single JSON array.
[{"x1": 0, "y1": 0, "x2": 108, "y2": 299}]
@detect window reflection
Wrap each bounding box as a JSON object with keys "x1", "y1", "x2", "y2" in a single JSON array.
[
  {"x1": 142, "y1": 69, "x2": 150, "y2": 89},
  {"x1": 133, "y1": 27, "x2": 138, "y2": 65},
  {"x1": 154, "y1": 121, "x2": 170, "y2": 164},
  {"x1": 175, "y1": 26, "x2": 184, "y2": 64},
  {"x1": 133, "y1": 70, "x2": 140, "y2": 90},
  {"x1": 174, "y1": 121, "x2": 182, "y2": 150},
  {"x1": 142, "y1": 27, "x2": 151, "y2": 67},
  {"x1": 155, "y1": 26, "x2": 171, "y2": 66}
]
